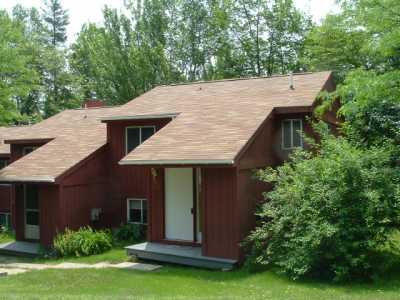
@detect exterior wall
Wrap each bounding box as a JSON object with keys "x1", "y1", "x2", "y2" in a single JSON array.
[
  {"x1": 0, "y1": 184, "x2": 11, "y2": 213},
  {"x1": 59, "y1": 146, "x2": 111, "y2": 233},
  {"x1": 201, "y1": 167, "x2": 238, "y2": 260},
  {"x1": 107, "y1": 119, "x2": 170, "y2": 226}
]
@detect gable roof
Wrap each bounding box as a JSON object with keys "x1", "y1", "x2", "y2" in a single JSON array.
[
  {"x1": 0, "y1": 71, "x2": 332, "y2": 183},
  {"x1": 109, "y1": 71, "x2": 332, "y2": 165},
  {"x1": 0, "y1": 107, "x2": 119, "y2": 182}
]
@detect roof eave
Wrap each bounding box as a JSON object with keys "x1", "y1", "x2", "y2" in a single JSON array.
[
  {"x1": 0, "y1": 176, "x2": 56, "y2": 183},
  {"x1": 119, "y1": 159, "x2": 235, "y2": 166},
  {"x1": 101, "y1": 113, "x2": 179, "y2": 122}
]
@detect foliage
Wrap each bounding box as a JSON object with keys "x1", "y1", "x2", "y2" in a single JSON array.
[
  {"x1": 114, "y1": 223, "x2": 145, "y2": 243},
  {"x1": 335, "y1": 69, "x2": 400, "y2": 146},
  {"x1": 0, "y1": 10, "x2": 38, "y2": 125},
  {"x1": 53, "y1": 227, "x2": 113, "y2": 257},
  {"x1": 245, "y1": 128, "x2": 400, "y2": 281}
]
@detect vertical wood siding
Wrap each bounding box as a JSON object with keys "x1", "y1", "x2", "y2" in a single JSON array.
[
  {"x1": 107, "y1": 119, "x2": 170, "y2": 225},
  {"x1": 0, "y1": 185, "x2": 11, "y2": 212},
  {"x1": 202, "y1": 167, "x2": 238, "y2": 260}
]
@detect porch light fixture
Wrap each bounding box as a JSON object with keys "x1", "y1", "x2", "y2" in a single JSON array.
[{"x1": 151, "y1": 168, "x2": 157, "y2": 180}]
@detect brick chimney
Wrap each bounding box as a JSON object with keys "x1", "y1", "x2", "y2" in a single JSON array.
[{"x1": 82, "y1": 99, "x2": 105, "y2": 109}]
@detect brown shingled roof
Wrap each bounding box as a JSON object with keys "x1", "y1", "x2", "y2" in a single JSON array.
[
  {"x1": 0, "y1": 71, "x2": 332, "y2": 182},
  {"x1": 0, "y1": 107, "x2": 119, "y2": 182},
  {"x1": 112, "y1": 71, "x2": 332, "y2": 165}
]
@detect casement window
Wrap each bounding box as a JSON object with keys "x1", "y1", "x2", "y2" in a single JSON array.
[
  {"x1": 23, "y1": 147, "x2": 37, "y2": 156},
  {"x1": 282, "y1": 119, "x2": 303, "y2": 150},
  {"x1": 0, "y1": 212, "x2": 11, "y2": 229},
  {"x1": 127, "y1": 199, "x2": 148, "y2": 224},
  {"x1": 125, "y1": 126, "x2": 156, "y2": 154}
]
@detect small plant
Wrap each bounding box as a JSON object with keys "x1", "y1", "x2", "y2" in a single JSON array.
[
  {"x1": 54, "y1": 226, "x2": 112, "y2": 257},
  {"x1": 114, "y1": 223, "x2": 145, "y2": 243}
]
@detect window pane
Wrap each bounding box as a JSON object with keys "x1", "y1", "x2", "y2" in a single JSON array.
[
  {"x1": 292, "y1": 120, "x2": 302, "y2": 147},
  {"x1": 25, "y1": 185, "x2": 39, "y2": 209},
  {"x1": 141, "y1": 127, "x2": 155, "y2": 143},
  {"x1": 26, "y1": 211, "x2": 39, "y2": 225},
  {"x1": 283, "y1": 120, "x2": 292, "y2": 149},
  {"x1": 129, "y1": 209, "x2": 142, "y2": 223},
  {"x1": 142, "y1": 201, "x2": 148, "y2": 224},
  {"x1": 126, "y1": 128, "x2": 140, "y2": 153},
  {"x1": 0, "y1": 160, "x2": 7, "y2": 169},
  {"x1": 129, "y1": 200, "x2": 141, "y2": 210}
]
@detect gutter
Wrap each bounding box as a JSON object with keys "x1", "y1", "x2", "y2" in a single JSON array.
[
  {"x1": 101, "y1": 113, "x2": 179, "y2": 122},
  {"x1": 119, "y1": 159, "x2": 235, "y2": 166},
  {"x1": 0, "y1": 176, "x2": 55, "y2": 183}
]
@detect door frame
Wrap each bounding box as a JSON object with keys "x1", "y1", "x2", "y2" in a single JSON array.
[
  {"x1": 163, "y1": 167, "x2": 202, "y2": 245},
  {"x1": 23, "y1": 184, "x2": 40, "y2": 241}
]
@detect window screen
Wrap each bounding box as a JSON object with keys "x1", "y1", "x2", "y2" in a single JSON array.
[{"x1": 282, "y1": 119, "x2": 303, "y2": 149}]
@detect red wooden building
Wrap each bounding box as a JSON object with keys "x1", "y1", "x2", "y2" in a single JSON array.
[{"x1": 0, "y1": 72, "x2": 336, "y2": 267}]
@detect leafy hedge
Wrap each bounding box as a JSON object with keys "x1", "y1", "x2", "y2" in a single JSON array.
[
  {"x1": 114, "y1": 223, "x2": 145, "y2": 243},
  {"x1": 54, "y1": 227, "x2": 113, "y2": 257},
  {"x1": 245, "y1": 129, "x2": 400, "y2": 281}
]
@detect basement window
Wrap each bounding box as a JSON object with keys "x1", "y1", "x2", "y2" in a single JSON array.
[
  {"x1": 127, "y1": 199, "x2": 147, "y2": 224},
  {"x1": 282, "y1": 119, "x2": 303, "y2": 149},
  {"x1": 125, "y1": 126, "x2": 156, "y2": 154}
]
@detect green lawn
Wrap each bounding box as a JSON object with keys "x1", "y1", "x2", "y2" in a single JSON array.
[
  {"x1": 0, "y1": 235, "x2": 399, "y2": 299},
  {"x1": 0, "y1": 263, "x2": 399, "y2": 300}
]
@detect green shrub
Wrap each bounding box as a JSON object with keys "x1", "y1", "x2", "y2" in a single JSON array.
[
  {"x1": 245, "y1": 130, "x2": 400, "y2": 282},
  {"x1": 114, "y1": 223, "x2": 145, "y2": 243},
  {"x1": 54, "y1": 226, "x2": 113, "y2": 257}
]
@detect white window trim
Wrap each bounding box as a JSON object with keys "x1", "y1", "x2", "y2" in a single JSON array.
[
  {"x1": 127, "y1": 198, "x2": 148, "y2": 225},
  {"x1": 125, "y1": 126, "x2": 156, "y2": 155},
  {"x1": 22, "y1": 146, "x2": 37, "y2": 156},
  {"x1": 281, "y1": 119, "x2": 304, "y2": 150}
]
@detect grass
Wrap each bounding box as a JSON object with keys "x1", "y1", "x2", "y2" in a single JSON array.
[
  {"x1": 0, "y1": 235, "x2": 399, "y2": 299},
  {"x1": 0, "y1": 263, "x2": 400, "y2": 300}
]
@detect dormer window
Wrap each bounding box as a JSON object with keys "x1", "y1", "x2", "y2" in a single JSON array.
[
  {"x1": 23, "y1": 147, "x2": 37, "y2": 156},
  {"x1": 282, "y1": 119, "x2": 303, "y2": 150},
  {"x1": 125, "y1": 126, "x2": 156, "y2": 154}
]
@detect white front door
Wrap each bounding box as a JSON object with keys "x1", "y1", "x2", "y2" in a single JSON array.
[
  {"x1": 165, "y1": 168, "x2": 194, "y2": 241},
  {"x1": 24, "y1": 185, "x2": 40, "y2": 240}
]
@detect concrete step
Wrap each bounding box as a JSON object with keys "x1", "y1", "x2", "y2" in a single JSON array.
[{"x1": 126, "y1": 242, "x2": 237, "y2": 270}]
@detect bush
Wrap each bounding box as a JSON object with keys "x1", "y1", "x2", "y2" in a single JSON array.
[
  {"x1": 114, "y1": 223, "x2": 145, "y2": 243},
  {"x1": 245, "y1": 130, "x2": 400, "y2": 282},
  {"x1": 54, "y1": 226, "x2": 113, "y2": 257}
]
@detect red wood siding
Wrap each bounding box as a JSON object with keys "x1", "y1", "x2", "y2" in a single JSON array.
[
  {"x1": 60, "y1": 146, "x2": 111, "y2": 230},
  {"x1": 14, "y1": 184, "x2": 24, "y2": 241},
  {"x1": 202, "y1": 167, "x2": 238, "y2": 260},
  {"x1": 0, "y1": 184, "x2": 11, "y2": 212},
  {"x1": 148, "y1": 168, "x2": 165, "y2": 241},
  {"x1": 107, "y1": 119, "x2": 170, "y2": 225},
  {"x1": 39, "y1": 185, "x2": 61, "y2": 246}
]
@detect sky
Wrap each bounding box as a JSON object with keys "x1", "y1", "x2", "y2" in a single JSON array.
[{"x1": 1, "y1": 0, "x2": 340, "y2": 44}]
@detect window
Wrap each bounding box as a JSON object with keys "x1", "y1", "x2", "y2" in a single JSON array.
[
  {"x1": 125, "y1": 126, "x2": 156, "y2": 154},
  {"x1": 127, "y1": 199, "x2": 147, "y2": 224},
  {"x1": 282, "y1": 119, "x2": 303, "y2": 149},
  {"x1": 23, "y1": 147, "x2": 37, "y2": 156},
  {"x1": 0, "y1": 213, "x2": 11, "y2": 229},
  {"x1": 0, "y1": 159, "x2": 7, "y2": 170}
]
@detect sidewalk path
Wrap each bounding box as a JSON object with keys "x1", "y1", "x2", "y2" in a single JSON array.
[{"x1": 0, "y1": 261, "x2": 162, "y2": 276}]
